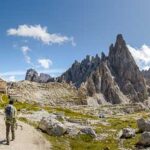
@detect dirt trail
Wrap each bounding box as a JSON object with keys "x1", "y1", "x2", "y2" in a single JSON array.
[{"x1": 0, "y1": 114, "x2": 51, "y2": 150}]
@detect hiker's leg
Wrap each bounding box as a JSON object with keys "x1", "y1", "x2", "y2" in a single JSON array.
[
  {"x1": 11, "y1": 123, "x2": 15, "y2": 140},
  {"x1": 6, "y1": 123, "x2": 10, "y2": 144}
]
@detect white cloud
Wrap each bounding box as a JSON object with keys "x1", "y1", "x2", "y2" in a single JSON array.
[
  {"x1": 1, "y1": 75, "x2": 16, "y2": 82},
  {"x1": 38, "y1": 59, "x2": 53, "y2": 69},
  {"x1": 127, "y1": 44, "x2": 150, "y2": 70},
  {"x1": 8, "y1": 76, "x2": 16, "y2": 81},
  {"x1": 21, "y1": 46, "x2": 30, "y2": 53},
  {"x1": 7, "y1": 24, "x2": 75, "y2": 45},
  {"x1": 21, "y1": 46, "x2": 31, "y2": 64}
]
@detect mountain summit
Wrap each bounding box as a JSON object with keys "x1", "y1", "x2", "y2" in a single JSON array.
[{"x1": 59, "y1": 34, "x2": 148, "y2": 104}]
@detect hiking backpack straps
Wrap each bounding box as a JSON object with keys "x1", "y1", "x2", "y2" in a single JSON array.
[{"x1": 5, "y1": 105, "x2": 14, "y2": 119}]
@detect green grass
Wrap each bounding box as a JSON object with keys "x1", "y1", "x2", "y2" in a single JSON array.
[
  {"x1": 45, "y1": 133, "x2": 119, "y2": 150},
  {"x1": 0, "y1": 94, "x2": 41, "y2": 111},
  {"x1": 123, "y1": 133, "x2": 140, "y2": 149},
  {"x1": 0, "y1": 94, "x2": 9, "y2": 108},
  {"x1": 1, "y1": 94, "x2": 147, "y2": 150},
  {"x1": 44, "y1": 106, "x2": 98, "y2": 120},
  {"x1": 14, "y1": 101, "x2": 41, "y2": 111},
  {"x1": 18, "y1": 117, "x2": 38, "y2": 128}
]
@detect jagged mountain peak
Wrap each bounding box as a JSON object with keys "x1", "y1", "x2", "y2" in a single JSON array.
[
  {"x1": 59, "y1": 34, "x2": 148, "y2": 103},
  {"x1": 115, "y1": 34, "x2": 126, "y2": 47},
  {"x1": 24, "y1": 34, "x2": 149, "y2": 104}
]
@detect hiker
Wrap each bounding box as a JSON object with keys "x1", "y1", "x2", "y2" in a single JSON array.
[{"x1": 4, "y1": 96, "x2": 17, "y2": 145}]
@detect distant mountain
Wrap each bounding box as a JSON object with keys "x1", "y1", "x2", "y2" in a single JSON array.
[
  {"x1": 59, "y1": 34, "x2": 148, "y2": 104},
  {"x1": 25, "y1": 69, "x2": 55, "y2": 83},
  {"x1": 24, "y1": 34, "x2": 149, "y2": 105},
  {"x1": 58, "y1": 54, "x2": 101, "y2": 87}
]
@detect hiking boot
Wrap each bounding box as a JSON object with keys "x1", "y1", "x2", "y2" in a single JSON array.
[{"x1": 6, "y1": 142, "x2": 9, "y2": 145}]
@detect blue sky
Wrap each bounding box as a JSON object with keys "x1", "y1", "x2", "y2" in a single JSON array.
[{"x1": 0, "y1": 0, "x2": 150, "y2": 81}]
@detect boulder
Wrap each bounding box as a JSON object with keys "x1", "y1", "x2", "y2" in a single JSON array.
[
  {"x1": 119, "y1": 128, "x2": 135, "y2": 138},
  {"x1": 137, "y1": 118, "x2": 146, "y2": 132},
  {"x1": 66, "y1": 128, "x2": 80, "y2": 137},
  {"x1": 137, "y1": 118, "x2": 150, "y2": 132},
  {"x1": 138, "y1": 132, "x2": 150, "y2": 146},
  {"x1": 80, "y1": 127, "x2": 97, "y2": 138},
  {"x1": 39, "y1": 116, "x2": 67, "y2": 136}
]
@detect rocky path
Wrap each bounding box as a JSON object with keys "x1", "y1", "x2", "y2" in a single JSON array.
[{"x1": 0, "y1": 114, "x2": 51, "y2": 150}]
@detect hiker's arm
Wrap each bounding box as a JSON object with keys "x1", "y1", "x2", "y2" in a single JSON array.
[
  {"x1": 4, "y1": 107, "x2": 6, "y2": 120},
  {"x1": 15, "y1": 108, "x2": 17, "y2": 119}
]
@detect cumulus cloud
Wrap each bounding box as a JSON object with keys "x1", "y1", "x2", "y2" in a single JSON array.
[
  {"x1": 21, "y1": 46, "x2": 31, "y2": 64},
  {"x1": 127, "y1": 44, "x2": 150, "y2": 70},
  {"x1": 7, "y1": 24, "x2": 75, "y2": 45},
  {"x1": 38, "y1": 59, "x2": 53, "y2": 69}
]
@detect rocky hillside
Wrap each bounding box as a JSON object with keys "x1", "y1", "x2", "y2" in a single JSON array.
[
  {"x1": 59, "y1": 34, "x2": 148, "y2": 104},
  {"x1": 7, "y1": 81, "x2": 86, "y2": 106}
]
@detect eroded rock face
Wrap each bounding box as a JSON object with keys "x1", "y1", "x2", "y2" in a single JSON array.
[
  {"x1": 25, "y1": 69, "x2": 39, "y2": 82},
  {"x1": 25, "y1": 69, "x2": 54, "y2": 83},
  {"x1": 108, "y1": 34, "x2": 148, "y2": 102},
  {"x1": 59, "y1": 34, "x2": 148, "y2": 104},
  {"x1": 86, "y1": 61, "x2": 129, "y2": 104},
  {"x1": 59, "y1": 54, "x2": 101, "y2": 87}
]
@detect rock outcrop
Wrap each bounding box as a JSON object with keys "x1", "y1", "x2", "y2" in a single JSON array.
[
  {"x1": 108, "y1": 34, "x2": 148, "y2": 102},
  {"x1": 59, "y1": 54, "x2": 101, "y2": 87},
  {"x1": 137, "y1": 118, "x2": 150, "y2": 132},
  {"x1": 138, "y1": 131, "x2": 150, "y2": 147},
  {"x1": 86, "y1": 60, "x2": 129, "y2": 104},
  {"x1": 119, "y1": 128, "x2": 135, "y2": 138},
  {"x1": 25, "y1": 69, "x2": 39, "y2": 82},
  {"x1": 25, "y1": 69, "x2": 54, "y2": 83}
]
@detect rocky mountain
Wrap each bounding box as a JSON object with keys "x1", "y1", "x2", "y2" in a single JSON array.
[
  {"x1": 142, "y1": 69, "x2": 150, "y2": 85},
  {"x1": 59, "y1": 34, "x2": 148, "y2": 104},
  {"x1": 58, "y1": 54, "x2": 101, "y2": 87},
  {"x1": 22, "y1": 34, "x2": 149, "y2": 105},
  {"x1": 25, "y1": 69, "x2": 55, "y2": 83}
]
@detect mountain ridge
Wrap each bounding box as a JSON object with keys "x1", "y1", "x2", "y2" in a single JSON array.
[{"x1": 24, "y1": 34, "x2": 149, "y2": 105}]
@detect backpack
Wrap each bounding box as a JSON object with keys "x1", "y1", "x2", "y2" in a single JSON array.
[{"x1": 5, "y1": 105, "x2": 14, "y2": 119}]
